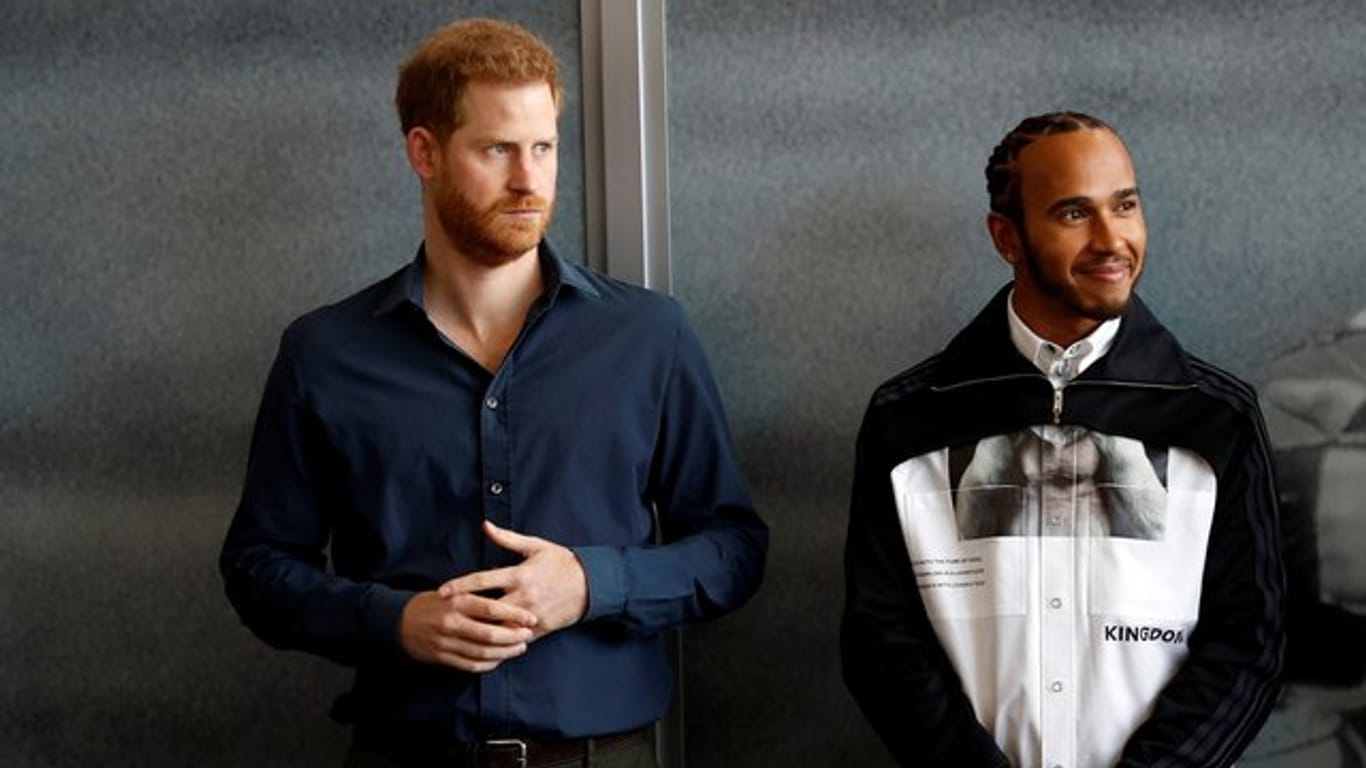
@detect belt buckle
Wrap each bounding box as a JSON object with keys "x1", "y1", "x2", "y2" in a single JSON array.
[{"x1": 479, "y1": 738, "x2": 528, "y2": 768}]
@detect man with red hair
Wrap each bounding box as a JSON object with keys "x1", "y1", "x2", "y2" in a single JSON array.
[{"x1": 221, "y1": 18, "x2": 767, "y2": 767}]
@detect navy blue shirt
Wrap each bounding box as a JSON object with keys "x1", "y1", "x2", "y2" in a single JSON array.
[{"x1": 220, "y1": 243, "x2": 767, "y2": 741}]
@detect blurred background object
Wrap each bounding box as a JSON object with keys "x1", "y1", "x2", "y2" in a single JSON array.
[{"x1": 1245, "y1": 310, "x2": 1366, "y2": 767}]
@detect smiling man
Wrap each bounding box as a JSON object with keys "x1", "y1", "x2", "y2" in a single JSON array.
[
  {"x1": 220, "y1": 18, "x2": 766, "y2": 768},
  {"x1": 842, "y1": 112, "x2": 1283, "y2": 767}
]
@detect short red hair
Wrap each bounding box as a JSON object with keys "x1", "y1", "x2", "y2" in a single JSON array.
[{"x1": 395, "y1": 18, "x2": 563, "y2": 141}]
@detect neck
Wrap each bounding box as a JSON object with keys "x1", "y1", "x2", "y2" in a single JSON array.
[
  {"x1": 1031, "y1": 318, "x2": 1097, "y2": 349},
  {"x1": 421, "y1": 225, "x2": 544, "y2": 372},
  {"x1": 1009, "y1": 293, "x2": 1100, "y2": 349}
]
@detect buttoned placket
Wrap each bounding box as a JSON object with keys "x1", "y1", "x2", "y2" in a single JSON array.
[
  {"x1": 1037, "y1": 424, "x2": 1079, "y2": 768},
  {"x1": 476, "y1": 295, "x2": 552, "y2": 734},
  {"x1": 479, "y1": 353, "x2": 515, "y2": 732},
  {"x1": 1033, "y1": 340, "x2": 1089, "y2": 768}
]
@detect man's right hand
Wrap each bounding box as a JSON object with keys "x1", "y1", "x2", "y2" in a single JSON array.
[{"x1": 398, "y1": 590, "x2": 538, "y2": 672}]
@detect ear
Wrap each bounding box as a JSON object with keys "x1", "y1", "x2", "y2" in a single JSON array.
[
  {"x1": 986, "y1": 212, "x2": 1023, "y2": 268},
  {"x1": 405, "y1": 127, "x2": 440, "y2": 180}
]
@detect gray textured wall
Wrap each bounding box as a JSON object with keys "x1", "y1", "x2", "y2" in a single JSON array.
[
  {"x1": 667, "y1": 1, "x2": 1366, "y2": 765},
  {"x1": 1, "y1": 3, "x2": 581, "y2": 766},
  {"x1": 7, "y1": 1, "x2": 1366, "y2": 767}
]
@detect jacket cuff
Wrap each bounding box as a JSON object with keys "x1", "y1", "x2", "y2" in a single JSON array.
[{"x1": 572, "y1": 545, "x2": 626, "y2": 621}]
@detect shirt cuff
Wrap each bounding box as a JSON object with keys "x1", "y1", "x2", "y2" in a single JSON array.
[
  {"x1": 359, "y1": 582, "x2": 417, "y2": 655},
  {"x1": 572, "y1": 545, "x2": 626, "y2": 621}
]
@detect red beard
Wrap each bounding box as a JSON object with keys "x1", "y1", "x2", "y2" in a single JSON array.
[{"x1": 435, "y1": 185, "x2": 554, "y2": 267}]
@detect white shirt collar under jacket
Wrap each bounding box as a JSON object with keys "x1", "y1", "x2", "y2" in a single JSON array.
[{"x1": 1006, "y1": 289, "x2": 1121, "y2": 388}]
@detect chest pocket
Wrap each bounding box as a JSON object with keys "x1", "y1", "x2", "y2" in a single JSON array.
[
  {"x1": 1076, "y1": 441, "x2": 1215, "y2": 620},
  {"x1": 1085, "y1": 483, "x2": 1216, "y2": 620},
  {"x1": 892, "y1": 454, "x2": 1028, "y2": 619}
]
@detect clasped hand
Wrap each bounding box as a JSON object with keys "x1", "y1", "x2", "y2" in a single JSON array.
[{"x1": 399, "y1": 520, "x2": 589, "y2": 672}]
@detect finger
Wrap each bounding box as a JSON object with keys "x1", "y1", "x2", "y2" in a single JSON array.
[
  {"x1": 438, "y1": 565, "x2": 520, "y2": 598},
  {"x1": 451, "y1": 592, "x2": 538, "y2": 628},
  {"x1": 448, "y1": 619, "x2": 534, "y2": 648},
  {"x1": 441, "y1": 656, "x2": 500, "y2": 674},
  {"x1": 438, "y1": 620, "x2": 532, "y2": 653},
  {"x1": 434, "y1": 643, "x2": 526, "y2": 673},
  {"x1": 482, "y1": 519, "x2": 544, "y2": 557}
]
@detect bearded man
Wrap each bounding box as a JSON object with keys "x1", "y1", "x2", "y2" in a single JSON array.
[
  {"x1": 842, "y1": 112, "x2": 1283, "y2": 767},
  {"x1": 219, "y1": 18, "x2": 766, "y2": 768}
]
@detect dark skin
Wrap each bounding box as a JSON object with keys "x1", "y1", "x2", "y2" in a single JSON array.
[{"x1": 986, "y1": 128, "x2": 1147, "y2": 348}]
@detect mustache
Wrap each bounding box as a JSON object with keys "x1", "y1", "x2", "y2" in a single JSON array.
[
  {"x1": 497, "y1": 195, "x2": 550, "y2": 212},
  {"x1": 1078, "y1": 254, "x2": 1134, "y2": 268}
]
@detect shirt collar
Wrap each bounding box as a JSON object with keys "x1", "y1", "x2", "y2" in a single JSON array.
[
  {"x1": 373, "y1": 240, "x2": 598, "y2": 317},
  {"x1": 1006, "y1": 288, "x2": 1121, "y2": 385}
]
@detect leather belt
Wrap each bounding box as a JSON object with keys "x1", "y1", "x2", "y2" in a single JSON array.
[{"x1": 352, "y1": 724, "x2": 653, "y2": 768}]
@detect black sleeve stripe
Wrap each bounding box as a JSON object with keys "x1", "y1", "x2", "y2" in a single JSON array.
[{"x1": 1164, "y1": 361, "x2": 1285, "y2": 767}]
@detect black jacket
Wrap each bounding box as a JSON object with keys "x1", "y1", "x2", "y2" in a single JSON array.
[{"x1": 842, "y1": 286, "x2": 1284, "y2": 767}]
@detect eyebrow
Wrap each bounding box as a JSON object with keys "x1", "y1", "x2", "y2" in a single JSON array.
[
  {"x1": 472, "y1": 133, "x2": 559, "y2": 142},
  {"x1": 1045, "y1": 187, "x2": 1141, "y2": 215}
]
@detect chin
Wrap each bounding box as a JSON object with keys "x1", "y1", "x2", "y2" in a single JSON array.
[
  {"x1": 1083, "y1": 296, "x2": 1132, "y2": 321},
  {"x1": 1079, "y1": 280, "x2": 1136, "y2": 315},
  {"x1": 460, "y1": 228, "x2": 545, "y2": 268},
  {"x1": 493, "y1": 223, "x2": 545, "y2": 251}
]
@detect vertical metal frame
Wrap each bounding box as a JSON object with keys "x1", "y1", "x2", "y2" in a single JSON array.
[
  {"x1": 580, "y1": 2, "x2": 681, "y2": 766},
  {"x1": 580, "y1": 0, "x2": 671, "y2": 292}
]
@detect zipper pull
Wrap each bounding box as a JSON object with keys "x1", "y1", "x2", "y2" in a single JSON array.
[{"x1": 1052, "y1": 387, "x2": 1064, "y2": 424}]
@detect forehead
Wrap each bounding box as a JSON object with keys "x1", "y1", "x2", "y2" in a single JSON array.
[
  {"x1": 455, "y1": 79, "x2": 558, "y2": 134},
  {"x1": 1016, "y1": 129, "x2": 1136, "y2": 208}
]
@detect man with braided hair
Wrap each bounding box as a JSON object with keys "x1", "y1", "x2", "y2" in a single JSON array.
[
  {"x1": 843, "y1": 111, "x2": 1283, "y2": 766},
  {"x1": 220, "y1": 17, "x2": 767, "y2": 767}
]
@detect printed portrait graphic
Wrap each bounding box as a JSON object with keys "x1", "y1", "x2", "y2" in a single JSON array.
[{"x1": 948, "y1": 427, "x2": 1169, "y2": 541}]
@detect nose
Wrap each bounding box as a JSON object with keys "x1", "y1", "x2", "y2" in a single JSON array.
[
  {"x1": 508, "y1": 152, "x2": 540, "y2": 194},
  {"x1": 1089, "y1": 212, "x2": 1125, "y2": 254}
]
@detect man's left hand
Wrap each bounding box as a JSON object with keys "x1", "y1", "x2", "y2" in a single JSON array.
[{"x1": 438, "y1": 521, "x2": 589, "y2": 640}]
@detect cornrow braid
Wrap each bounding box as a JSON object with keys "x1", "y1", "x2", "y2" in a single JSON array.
[{"x1": 985, "y1": 111, "x2": 1116, "y2": 222}]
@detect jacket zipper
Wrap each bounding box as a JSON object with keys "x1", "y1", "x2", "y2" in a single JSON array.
[
  {"x1": 1053, "y1": 379, "x2": 1200, "y2": 424},
  {"x1": 932, "y1": 375, "x2": 1198, "y2": 425}
]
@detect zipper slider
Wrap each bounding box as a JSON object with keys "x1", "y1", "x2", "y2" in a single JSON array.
[{"x1": 1052, "y1": 387, "x2": 1064, "y2": 424}]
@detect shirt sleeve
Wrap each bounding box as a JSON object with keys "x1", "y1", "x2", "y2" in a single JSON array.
[
  {"x1": 1116, "y1": 408, "x2": 1285, "y2": 767},
  {"x1": 571, "y1": 304, "x2": 768, "y2": 632},
  {"x1": 219, "y1": 331, "x2": 414, "y2": 667},
  {"x1": 840, "y1": 402, "x2": 1012, "y2": 767}
]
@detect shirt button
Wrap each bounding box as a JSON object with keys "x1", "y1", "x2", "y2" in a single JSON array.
[
  {"x1": 1050, "y1": 681, "x2": 1064, "y2": 693},
  {"x1": 485, "y1": 396, "x2": 499, "y2": 410},
  {"x1": 489, "y1": 482, "x2": 504, "y2": 495},
  {"x1": 1048, "y1": 516, "x2": 1063, "y2": 526},
  {"x1": 1049, "y1": 598, "x2": 1063, "y2": 609}
]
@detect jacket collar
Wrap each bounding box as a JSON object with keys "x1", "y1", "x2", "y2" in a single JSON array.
[{"x1": 936, "y1": 283, "x2": 1197, "y2": 386}]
